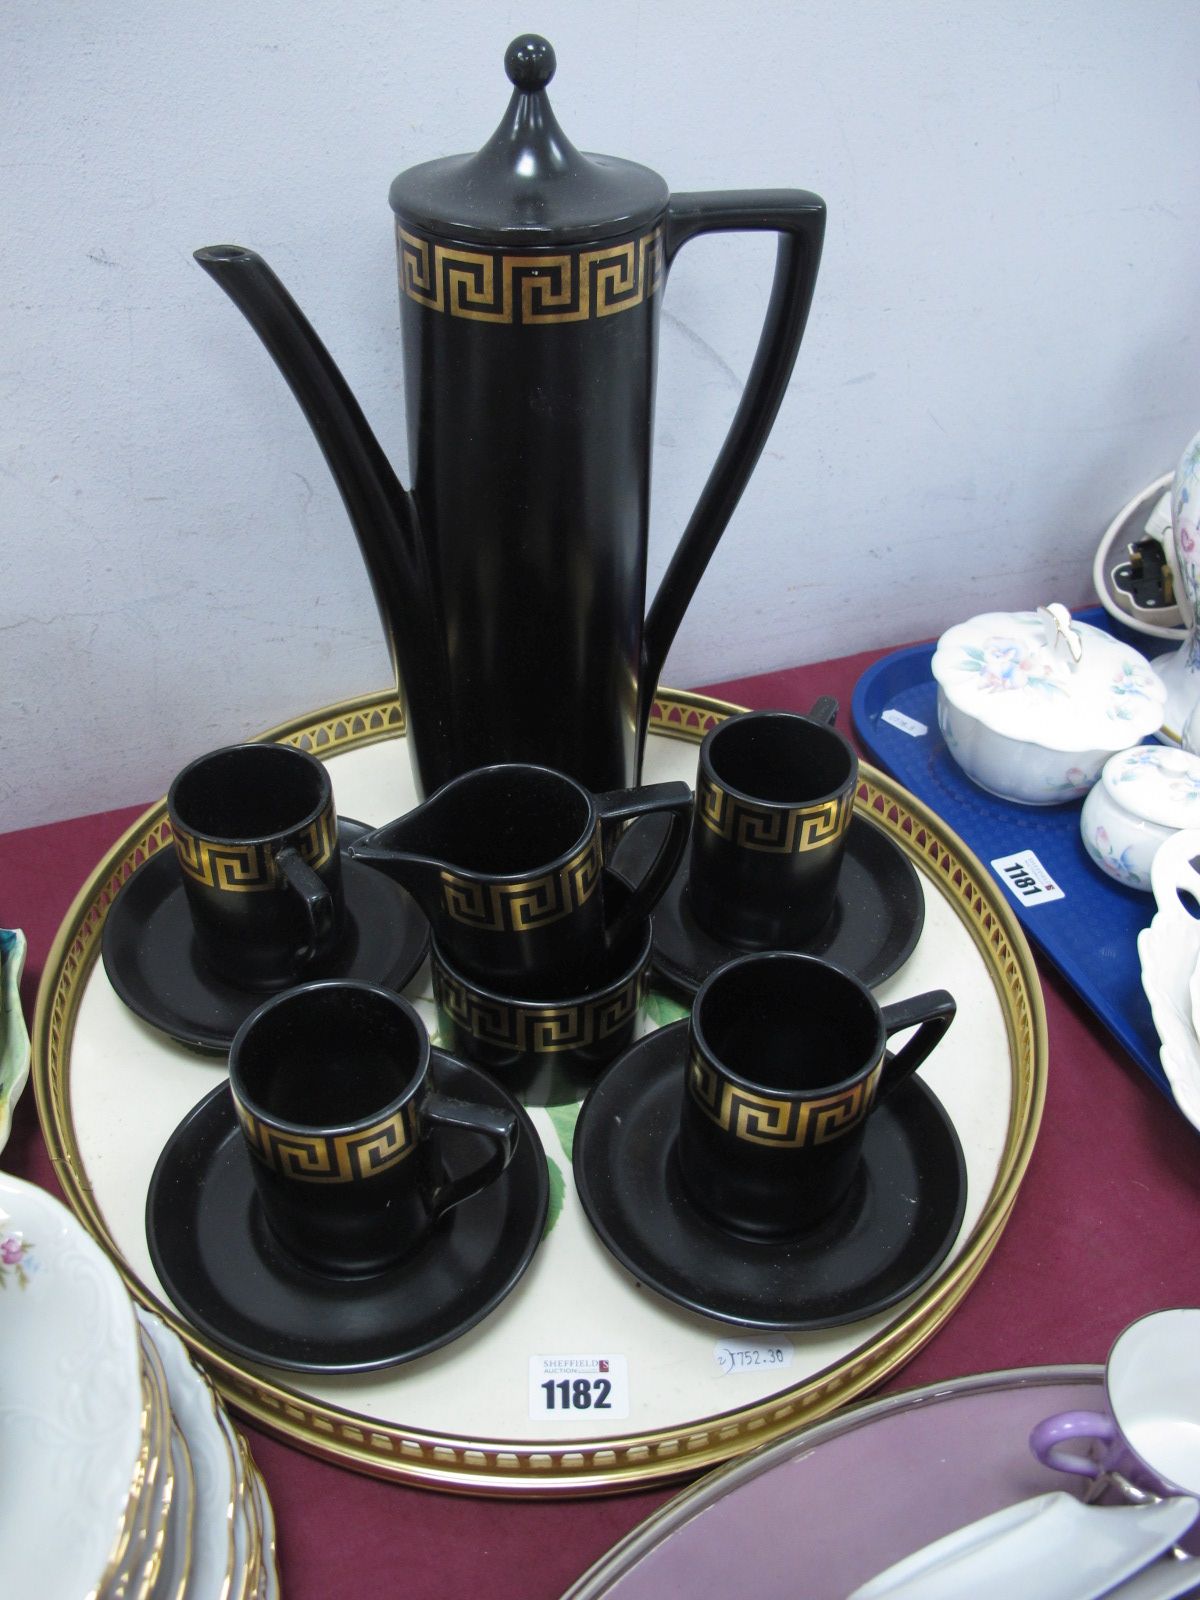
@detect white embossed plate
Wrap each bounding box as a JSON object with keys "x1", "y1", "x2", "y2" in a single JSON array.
[
  {"x1": 138, "y1": 1306, "x2": 237, "y2": 1600},
  {"x1": 0, "y1": 1171, "x2": 142, "y2": 1598}
]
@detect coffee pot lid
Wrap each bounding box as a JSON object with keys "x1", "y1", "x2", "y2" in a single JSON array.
[{"x1": 389, "y1": 35, "x2": 669, "y2": 245}]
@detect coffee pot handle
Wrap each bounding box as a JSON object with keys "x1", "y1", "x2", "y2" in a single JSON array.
[{"x1": 639, "y1": 189, "x2": 827, "y2": 745}]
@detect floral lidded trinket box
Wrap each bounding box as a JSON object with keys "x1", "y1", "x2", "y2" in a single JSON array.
[
  {"x1": 931, "y1": 603, "x2": 1166, "y2": 805},
  {"x1": 1080, "y1": 744, "x2": 1200, "y2": 891}
]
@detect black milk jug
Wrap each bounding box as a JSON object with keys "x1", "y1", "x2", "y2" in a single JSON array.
[{"x1": 195, "y1": 35, "x2": 825, "y2": 796}]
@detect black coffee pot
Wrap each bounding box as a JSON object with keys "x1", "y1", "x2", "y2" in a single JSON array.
[{"x1": 195, "y1": 35, "x2": 825, "y2": 797}]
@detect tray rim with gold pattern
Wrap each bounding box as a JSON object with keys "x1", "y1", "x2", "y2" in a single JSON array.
[{"x1": 33, "y1": 686, "x2": 1047, "y2": 1497}]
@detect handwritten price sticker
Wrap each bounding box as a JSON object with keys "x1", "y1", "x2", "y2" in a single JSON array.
[
  {"x1": 713, "y1": 1337, "x2": 794, "y2": 1377},
  {"x1": 881, "y1": 707, "x2": 928, "y2": 738}
]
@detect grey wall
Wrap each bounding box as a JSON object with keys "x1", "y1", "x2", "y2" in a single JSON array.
[{"x1": 4, "y1": 0, "x2": 1200, "y2": 828}]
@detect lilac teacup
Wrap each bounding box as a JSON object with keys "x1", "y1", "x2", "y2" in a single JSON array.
[{"x1": 1030, "y1": 1308, "x2": 1200, "y2": 1500}]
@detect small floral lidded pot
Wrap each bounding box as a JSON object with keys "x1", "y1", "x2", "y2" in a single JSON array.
[
  {"x1": 1080, "y1": 744, "x2": 1200, "y2": 891},
  {"x1": 931, "y1": 603, "x2": 1166, "y2": 805}
]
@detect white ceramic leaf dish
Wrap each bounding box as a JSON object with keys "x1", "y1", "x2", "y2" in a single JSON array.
[
  {"x1": 1137, "y1": 828, "x2": 1200, "y2": 1131},
  {"x1": 0, "y1": 928, "x2": 31, "y2": 1152}
]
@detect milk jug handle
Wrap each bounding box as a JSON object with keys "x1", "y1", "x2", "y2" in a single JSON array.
[{"x1": 640, "y1": 190, "x2": 826, "y2": 738}]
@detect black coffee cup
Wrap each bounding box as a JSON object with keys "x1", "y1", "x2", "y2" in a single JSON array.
[
  {"x1": 677, "y1": 952, "x2": 956, "y2": 1238},
  {"x1": 168, "y1": 742, "x2": 344, "y2": 991},
  {"x1": 228, "y1": 980, "x2": 518, "y2": 1275},
  {"x1": 431, "y1": 875, "x2": 652, "y2": 1099},
  {"x1": 687, "y1": 703, "x2": 858, "y2": 948},
  {"x1": 349, "y1": 763, "x2": 691, "y2": 996}
]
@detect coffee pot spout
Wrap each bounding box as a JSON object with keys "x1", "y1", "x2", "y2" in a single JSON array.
[{"x1": 193, "y1": 245, "x2": 450, "y2": 792}]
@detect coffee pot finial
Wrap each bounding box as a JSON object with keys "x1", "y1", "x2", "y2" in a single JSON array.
[
  {"x1": 389, "y1": 32, "x2": 667, "y2": 243},
  {"x1": 504, "y1": 33, "x2": 556, "y2": 89}
]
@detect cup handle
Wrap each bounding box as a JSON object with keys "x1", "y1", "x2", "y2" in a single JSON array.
[
  {"x1": 423, "y1": 1092, "x2": 518, "y2": 1222},
  {"x1": 275, "y1": 846, "x2": 335, "y2": 968},
  {"x1": 595, "y1": 782, "x2": 693, "y2": 941},
  {"x1": 808, "y1": 695, "x2": 838, "y2": 726},
  {"x1": 1029, "y1": 1411, "x2": 1123, "y2": 1479},
  {"x1": 875, "y1": 990, "x2": 957, "y2": 1104}
]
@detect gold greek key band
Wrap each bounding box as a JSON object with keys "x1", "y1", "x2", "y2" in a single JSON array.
[
  {"x1": 233, "y1": 1096, "x2": 418, "y2": 1184},
  {"x1": 697, "y1": 777, "x2": 854, "y2": 854},
  {"x1": 397, "y1": 224, "x2": 664, "y2": 324},
  {"x1": 173, "y1": 804, "x2": 337, "y2": 893},
  {"x1": 688, "y1": 1048, "x2": 884, "y2": 1147},
  {"x1": 439, "y1": 833, "x2": 602, "y2": 933},
  {"x1": 433, "y1": 963, "x2": 648, "y2": 1054}
]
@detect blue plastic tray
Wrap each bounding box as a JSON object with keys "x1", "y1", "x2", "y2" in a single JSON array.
[{"x1": 851, "y1": 609, "x2": 1175, "y2": 1102}]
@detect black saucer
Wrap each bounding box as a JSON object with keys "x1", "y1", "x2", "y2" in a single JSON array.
[
  {"x1": 573, "y1": 1022, "x2": 966, "y2": 1330},
  {"x1": 102, "y1": 818, "x2": 429, "y2": 1051},
  {"x1": 611, "y1": 811, "x2": 924, "y2": 999},
  {"x1": 146, "y1": 1052, "x2": 548, "y2": 1372}
]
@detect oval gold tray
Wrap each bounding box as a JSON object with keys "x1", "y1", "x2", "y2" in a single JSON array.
[{"x1": 33, "y1": 688, "x2": 1045, "y2": 1496}]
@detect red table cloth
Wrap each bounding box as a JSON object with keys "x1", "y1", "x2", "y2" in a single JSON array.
[{"x1": 4, "y1": 643, "x2": 1199, "y2": 1599}]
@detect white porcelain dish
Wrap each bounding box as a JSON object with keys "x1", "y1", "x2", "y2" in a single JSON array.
[
  {"x1": 0, "y1": 929, "x2": 30, "y2": 1152},
  {"x1": 154, "y1": 1422, "x2": 196, "y2": 1600},
  {"x1": 217, "y1": 1406, "x2": 257, "y2": 1600},
  {"x1": 233, "y1": 1432, "x2": 264, "y2": 1600},
  {"x1": 137, "y1": 1307, "x2": 237, "y2": 1600},
  {"x1": 0, "y1": 1171, "x2": 143, "y2": 1600},
  {"x1": 1137, "y1": 829, "x2": 1200, "y2": 1131},
  {"x1": 846, "y1": 1490, "x2": 1198, "y2": 1600},
  {"x1": 1081, "y1": 746, "x2": 1200, "y2": 891},
  {"x1": 249, "y1": 1463, "x2": 281, "y2": 1600},
  {"x1": 126, "y1": 1324, "x2": 176, "y2": 1600},
  {"x1": 1104, "y1": 1554, "x2": 1200, "y2": 1600},
  {"x1": 1092, "y1": 474, "x2": 1183, "y2": 642},
  {"x1": 932, "y1": 604, "x2": 1165, "y2": 804}
]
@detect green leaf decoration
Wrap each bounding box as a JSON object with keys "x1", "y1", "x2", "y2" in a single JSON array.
[
  {"x1": 546, "y1": 1099, "x2": 582, "y2": 1164},
  {"x1": 542, "y1": 1155, "x2": 564, "y2": 1238},
  {"x1": 644, "y1": 990, "x2": 690, "y2": 1028}
]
